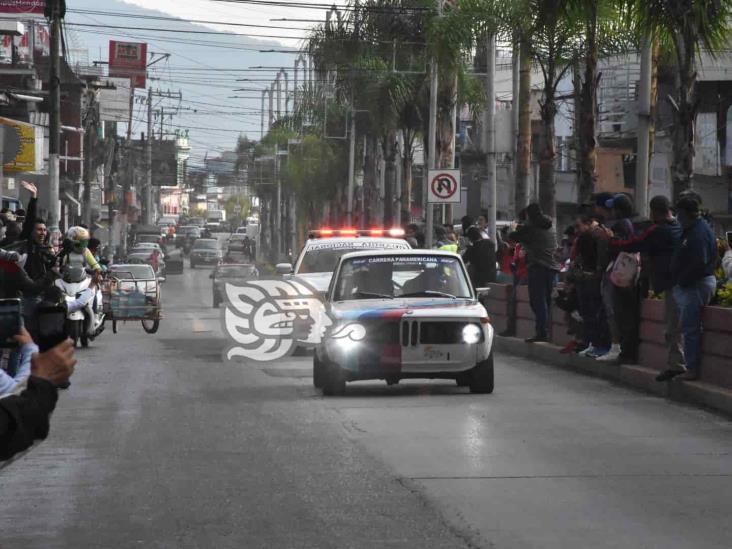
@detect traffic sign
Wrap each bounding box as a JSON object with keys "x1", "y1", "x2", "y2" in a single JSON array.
[{"x1": 427, "y1": 169, "x2": 461, "y2": 204}]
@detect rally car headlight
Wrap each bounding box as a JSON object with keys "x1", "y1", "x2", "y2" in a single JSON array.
[{"x1": 462, "y1": 324, "x2": 482, "y2": 344}]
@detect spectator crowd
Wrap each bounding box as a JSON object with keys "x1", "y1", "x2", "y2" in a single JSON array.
[
  {"x1": 1, "y1": 182, "x2": 79, "y2": 462},
  {"x1": 432, "y1": 190, "x2": 725, "y2": 384}
]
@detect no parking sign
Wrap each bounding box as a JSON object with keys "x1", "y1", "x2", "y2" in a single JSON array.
[{"x1": 427, "y1": 169, "x2": 461, "y2": 204}]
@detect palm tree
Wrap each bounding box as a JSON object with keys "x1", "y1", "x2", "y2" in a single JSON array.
[
  {"x1": 632, "y1": 0, "x2": 732, "y2": 198},
  {"x1": 570, "y1": 0, "x2": 636, "y2": 204}
]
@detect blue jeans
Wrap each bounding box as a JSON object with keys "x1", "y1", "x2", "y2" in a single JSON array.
[
  {"x1": 672, "y1": 276, "x2": 716, "y2": 372},
  {"x1": 528, "y1": 264, "x2": 555, "y2": 338}
]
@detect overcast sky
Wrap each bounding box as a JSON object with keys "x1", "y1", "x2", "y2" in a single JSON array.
[{"x1": 119, "y1": 0, "x2": 345, "y2": 45}]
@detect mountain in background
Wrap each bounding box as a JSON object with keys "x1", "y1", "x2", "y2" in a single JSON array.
[{"x1": 65, "y1": 0, "x2": 306, "y2": 164}]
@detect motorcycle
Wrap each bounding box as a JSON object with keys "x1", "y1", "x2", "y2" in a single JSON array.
[{"x1": 54, "y1": 266, "x2": 105, "y2": 347}]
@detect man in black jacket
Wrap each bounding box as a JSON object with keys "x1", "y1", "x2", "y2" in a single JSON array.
[
  {"x1": 1, "y1": 338, "x2": 75, "y2": 462},
  {"x1": 669, "y1": 196, "x2": 717, "y2": 381},
  {"x1": 610, "y1": 196, "x2": 684, "y2": 380},
  {"x1": 462, "y1": 226, "x2": 497, "y2": 287},
  {"x1": 509, "y1": 203, "x2": 559, "y2": 342}
]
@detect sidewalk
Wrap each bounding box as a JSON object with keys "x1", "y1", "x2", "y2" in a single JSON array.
[{"x1": 494, "y1": 335, "x2": 732, "y2": 418}]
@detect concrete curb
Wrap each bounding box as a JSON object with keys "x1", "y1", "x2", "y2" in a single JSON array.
[{"x1": 494, "y1": 336, "x2": 732, "y2": 418}]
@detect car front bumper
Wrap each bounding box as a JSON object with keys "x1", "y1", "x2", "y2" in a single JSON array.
[{"x1": 318, "y1": 321, "x2": 493, "y2": 379}]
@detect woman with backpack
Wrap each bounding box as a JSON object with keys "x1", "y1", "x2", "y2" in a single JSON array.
[{"x1": 597, "y1": 194, "x2": 641, "y2": 363}]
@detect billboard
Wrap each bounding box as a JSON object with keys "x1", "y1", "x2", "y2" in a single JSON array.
[
  {"x1": 0, "y1": 1, "x2": 45, "y2": 15},
  {"x1": 152, "y1": 141, "x2": 178, "y2": 187},
  {"x1": 109, "y1": 41, "x2": 147, "y2": 88},
  {"x1": 0, "y1": 117, "x2": 42, "y2": 172},
  {"x1": 98, "y1": 77, "x2": 132, "y2": 122}
]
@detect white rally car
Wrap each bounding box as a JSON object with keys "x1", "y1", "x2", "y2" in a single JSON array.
[
  {"x1": 277, "y1": 228, "x2": 411, "y2": 295},
  {"x1": 314, "y1": 250, "x2": 495, "y2": 396}
]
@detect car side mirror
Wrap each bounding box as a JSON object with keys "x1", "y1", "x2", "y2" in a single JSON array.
[{"x1": 276, "y1": 263, "x2": 293, "y2": 275}]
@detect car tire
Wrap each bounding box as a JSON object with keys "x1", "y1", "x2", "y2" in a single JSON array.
[
  {"x1": 469, "y1": 353, "x2": 495, "y2": 394},
  {"x1": 455, "y1": 373, "x2": 470, "y2": 387},
  {"x1": 213, "y1": 294, "x2": 220, "y2": 308},
  {"x1": 322, "y1": 362, "x2": 346, "y2": 396},
  {"x1": 313, "y1": 354, "x2": 326, "y2": 389},
  {"x1": 190, "y1": 261, "x2": 196, "y2": 269}
]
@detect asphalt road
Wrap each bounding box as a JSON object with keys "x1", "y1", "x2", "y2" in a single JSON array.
[{"x1": 2, "y1": 249, "x2": 732, "y2": 548}]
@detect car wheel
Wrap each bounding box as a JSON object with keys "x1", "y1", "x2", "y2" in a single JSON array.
[
  {"x1": 469, "y1": 353, "x2": 495, "y2": 394},
  {"x1": 322, "y1": 362, "x2": 346, "y2": 396},
  {"x1": 455, "y1": 373, "x2": 470, "y2": 387},
  {"x1": 190, "y1": 261, "x2": 196, "y2": 269},
  {"x1": 313, "y1": 354, "x2": 326, "y2": 389},
  {"x1": 213, "y1": 294, "x2": 220, "y2": 308}
]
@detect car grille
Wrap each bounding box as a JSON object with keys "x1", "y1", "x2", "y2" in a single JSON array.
[
  {"x1": 357, "y1": 320, "x2": 400, "y2": 345},
  {"x1": 397, "y1": 321, "x2": 483, "y2": 346}
]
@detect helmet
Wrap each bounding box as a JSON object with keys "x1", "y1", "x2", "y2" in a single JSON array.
[
  {"x1": 66, "y1": 226, "x2": 90, "y2": 253},
  {"x1": 62, "y1": 265, "x2": 86, "y2": 283}
]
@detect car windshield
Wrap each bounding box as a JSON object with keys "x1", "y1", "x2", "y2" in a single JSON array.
[
  {"x1": 136, "y1": 235, "x2": 159, "y2": 243},
  {"x1": 297, "y1": 248, "x2": 354, "y2": 274},
  {"x1": 180, "y1": 226, "x2": 200, "y2": 235},
  {"x1": 193, "y1": 240, "x2": 219, "y2": 250},
  {"x1": 215, "y1": 266, "x2": 257, "y2": 278},
  {"x1": 333, "y1": 255, "x2": 472, "y2": 301},
  {"x1": 109, "y1": 265, "x2": 155, "y2": 279}
]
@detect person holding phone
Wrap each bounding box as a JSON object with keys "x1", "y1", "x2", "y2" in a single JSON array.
[
  {"x1": 0, "y1": 337, "x2": 76, "y2": 461},
  {"x1": 0, "y1": 328, "x2": 37, "y2": 396}
]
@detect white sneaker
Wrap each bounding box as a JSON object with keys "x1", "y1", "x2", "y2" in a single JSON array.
[
  {"x1": 596, "y1": 345, "x2": 621, "y2": 362},
  {"x1": 578, "y1": 345, "x2": 595, "y2": 357}
]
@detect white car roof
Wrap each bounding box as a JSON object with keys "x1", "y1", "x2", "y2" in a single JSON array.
[
  {"x1": 302, "y1": 237, "x2": 410, "y2": 249},
  {"x1": 339, "y1": 249, "x2": 461, "y2": 260}
]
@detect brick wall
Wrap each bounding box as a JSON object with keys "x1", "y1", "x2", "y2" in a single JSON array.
[{"x1": 639, "y1": 299, "x2": 732, "y2": 388}]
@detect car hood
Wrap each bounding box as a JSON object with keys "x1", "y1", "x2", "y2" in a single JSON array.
[
  {"x1": 329, "y1": 298, "x2": 485, "y2": 321},
  {"x1": 291, "y1": 272, "x2": 332, "y2": 294}
]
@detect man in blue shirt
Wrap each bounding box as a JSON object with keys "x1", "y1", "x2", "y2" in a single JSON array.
[{"x1": 670, "y1": 196, "x2": 717, "y2": 381}]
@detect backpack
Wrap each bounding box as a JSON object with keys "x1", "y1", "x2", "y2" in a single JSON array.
[{"x1": 609, "y1": 251, "x2": 640, "y2": 288}]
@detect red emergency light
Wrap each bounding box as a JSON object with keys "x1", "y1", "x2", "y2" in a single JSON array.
[{"x1": 308, "y1": 227, "x2": 407, "y2": 239}]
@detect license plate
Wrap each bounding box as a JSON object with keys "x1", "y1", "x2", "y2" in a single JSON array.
[{"x1": 422, "y1": 346, "x2": 446, "y2": 361}]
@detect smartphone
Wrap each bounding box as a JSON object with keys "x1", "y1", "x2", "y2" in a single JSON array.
[
  {"x1": 36, "y1": 305, "x2": 68, "y2": 352},
  {"x1": 0, "y1": 298, "x2": 22, "y2": 348},
  {"x1": 726, "y1": 231, "x2": 732, "y2": 249}
]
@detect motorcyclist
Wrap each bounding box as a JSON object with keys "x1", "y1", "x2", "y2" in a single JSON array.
[{"x1": 60, "y1": 227, "x2": 102, "y2": 277}]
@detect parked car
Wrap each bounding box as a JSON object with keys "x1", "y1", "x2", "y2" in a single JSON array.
[
  {"x1": 176, "y1": 226, "x2": 201, "y2": 250},
  {"x1": 209, "y1": 263, "x2": 259, "y2": 307},
  {"x1": 190, "y1": 238, "x2": 223, "y2": 268},
  {"x1": 164, "y1": 247, "x2": 185, "y2": 274}
]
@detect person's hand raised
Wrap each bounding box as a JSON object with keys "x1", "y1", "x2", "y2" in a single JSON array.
[
  {"x1": 21, "y1": 180, "x2": 38, "y2": 198},
  {"x1": 31, "y1": 339, "x2": 76, "y2": 386}
]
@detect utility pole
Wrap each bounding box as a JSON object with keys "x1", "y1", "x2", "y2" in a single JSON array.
[
  {"x1": 268, "y1": 82, "x2": 274, "y2": 129},
  {"x1": 346, "y1": 0, "x2": 359, "y2": 227},
  {"x1": 47, "y1": 0, "x2": 63, "y2": 229},
  {"x1": 425, "y1": 0, "x2": 442, "y2": 248},
  {"x1": 144, "y1": 87, "x2": 153, "y2": 225},
  {"x1": 511, "y1": 36, "x2": 520, "y2": 217},
  {"x1": 261, "y1": 89, "x2": 267, "y2": 136},
  {"x1": 635, "y1": 36, "x2": 652, "y2": 218},
  {"x1": 82, "y1": 87, "x2": 96, "y2": 227},
  {"x1": 484, "y1": 33, "x2": 497, "y2": 242},
  {"x1": 347, "y1": 101, "x2": 356, "y2": 227}
]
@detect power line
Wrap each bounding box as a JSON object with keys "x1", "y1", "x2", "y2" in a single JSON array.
[
  {"x1": 67, "y1": 22, "x2": 311, "y2": 41},
  {"x1": 65, "y1": 8, "x2": 310, "y2": 31}
]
